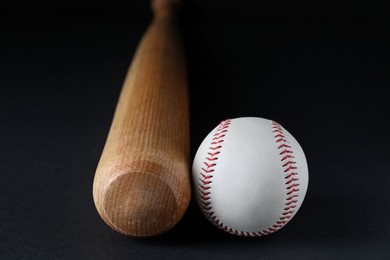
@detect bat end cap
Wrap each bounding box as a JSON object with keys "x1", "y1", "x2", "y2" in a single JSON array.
[{"x1": 101, "y1": 172, "x2": 179, "y2": 237}]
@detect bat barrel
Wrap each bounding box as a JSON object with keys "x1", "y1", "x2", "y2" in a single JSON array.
[{"x1": 99, "y1": 161, "x2": 188, "y2": 237}]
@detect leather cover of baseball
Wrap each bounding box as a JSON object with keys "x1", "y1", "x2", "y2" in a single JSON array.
[{"x1": 192, "y1": 117, "x2": 309, "y2": 236}]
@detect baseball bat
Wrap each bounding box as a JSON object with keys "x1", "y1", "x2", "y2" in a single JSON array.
[{"x1": 93, "y1": 0, "x2": 191, "y2": 237}]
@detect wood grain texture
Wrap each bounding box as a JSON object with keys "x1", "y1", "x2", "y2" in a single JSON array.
[{"x1": 92, "y1": 0, "x2": 190, "y2": 237}]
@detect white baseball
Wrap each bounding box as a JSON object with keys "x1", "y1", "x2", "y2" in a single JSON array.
[{"x1": 192, "y1": 117, "x2": 309, "y2": 237}]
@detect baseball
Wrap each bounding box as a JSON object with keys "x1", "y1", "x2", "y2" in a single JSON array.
[{"x1": 192, "y1": 117, "x2": 309, "y2": 236}]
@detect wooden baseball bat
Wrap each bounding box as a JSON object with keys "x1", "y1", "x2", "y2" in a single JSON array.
[{"x1": 92, "y1": 0, "x2": 190, "y2": 237}]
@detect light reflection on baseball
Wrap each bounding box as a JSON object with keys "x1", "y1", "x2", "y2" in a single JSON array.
[{"x1": 192, "y1": 117, "x2": 309, "y2": 236}]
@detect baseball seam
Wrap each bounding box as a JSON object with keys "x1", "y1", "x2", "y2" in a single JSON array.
[
  {"x1": 267, "y1": 121, "x2": 301, "y2": 234},
  {"x1": 198, "y1": 119, "x2": 301, "y2": 237}
]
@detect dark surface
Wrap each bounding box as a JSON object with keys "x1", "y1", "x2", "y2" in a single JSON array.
[{"x1": 1, "y1": 1, "x2": 389, "y2": 259}]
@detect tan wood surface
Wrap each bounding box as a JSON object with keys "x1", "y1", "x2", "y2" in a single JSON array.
[{"x1": 92, "y1": 0, "x2": 190, "y2": 237}]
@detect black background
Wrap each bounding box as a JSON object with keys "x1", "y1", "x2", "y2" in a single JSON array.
[{"x1": 1, "y1": 0, "x2": 389, "y2": 259}]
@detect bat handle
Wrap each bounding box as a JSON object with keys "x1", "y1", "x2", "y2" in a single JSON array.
[{"x1": 151, "y1": 0, "x2": 182, "y2": 18}]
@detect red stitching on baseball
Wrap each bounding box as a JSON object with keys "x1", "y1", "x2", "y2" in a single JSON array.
[
  {"x1": 199, "y1": 119, "x2": 254, "y2": 236},
  {"x1": 281, "y1": 155, "x2": 294, "y2": 161},
  {"x1": 199, "y1": 190, "x2": 210, "y2": 196},
  {"x1": 286, "y1": 194, "x2": 299, "y2": 200},
  {"x1": 200, "y1": 179, "x2": 212, "y2": 185},
  {"x1": 208, "y1": 151, "x2": 220, "y2": 157},
  {"x1": 283, "y1": 165, "x2": 297, "y2": 172},
  {"x1": 287, "y1": 189, "x2": 300, "y2": 195},
  {"x1": 284, "y1": 205, "x2": 297, "y2": 210},
  {"x1": 204, "y1": 162, "x2": 216, "y2": 168},
  {"x1": 212, "y1": 135, "x2": 225, "y2": 140},
  {"x1": 200, "y1": 173, "x2": 212, "y2": 179},
  {"x1": 202, "y1": 201, "x2": 211, "y2": 206},
  {"x1": 202, "y1": 168, "x2": 214, "y2": 173},
  {"x1": 280, "y1": 149, "x2": 293, "y2": 155},
  {"x1": 286, "y1": 183, "x2": 300, "y2": 189},
  {"x1": 285, "y1": 172, "x2": 298, "y2": 179},
  {"x1": 199, "y1": 185, "x2": 211, "y2": 190},
  {"x1": 285, "y1": 178, "x2": 299, "y2": 185},
  {"x1": 276, "y1": 139, "x2": 288, "y2": 143},
  {"x1": 282, "y1": 161, "x2": 296, "y2": 167},
  {"x1": 285, "y1": 199, "x2": 298, "y2": 205},
  {"x1": 278, "y1": 144, "x2": 292, "y2": 149},
  {"x1": 250, "y1": 121, "x2": 301, "y2": 235}
]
